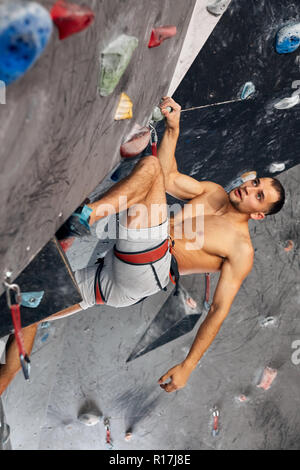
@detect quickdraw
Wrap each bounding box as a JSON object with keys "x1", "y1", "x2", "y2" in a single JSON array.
[
  {"x1": 4, "y1": 281, "x2": 31, "y2": 381},
  {"x1": 149, "y1": 122, "x2": 158, "y2": 156}
]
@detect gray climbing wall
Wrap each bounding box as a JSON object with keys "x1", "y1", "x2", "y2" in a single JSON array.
[{"x1": 0, "y1": 0, "x2": 196, "y2": 294}]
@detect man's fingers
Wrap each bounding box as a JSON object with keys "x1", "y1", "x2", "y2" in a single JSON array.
[
  {"x1": 158, "y1": 371, "x2": 171, "y2": 384},
  {"x1": 159, "y1": 382, "x2": 177, "y2": 393}
]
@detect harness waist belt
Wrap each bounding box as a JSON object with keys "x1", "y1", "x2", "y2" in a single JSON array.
[{"x1": 114, "y1": 239, "x2": 169, "y2": 265}]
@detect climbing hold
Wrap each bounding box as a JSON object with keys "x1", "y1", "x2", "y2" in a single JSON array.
[
  {"x1": 276, "y1": 23, "x2": 300, "y2": 54},
  {"x1": 21, "y1": 291, "x2": 44, "y2": 308},
  {"x1": 124, "y1": 431, "x2": 132, "y2": 441},
  {"x1": 274, "y1": 94, "x2": 300, "y2": 110},
  {"x1": 0, "y1": 1, "x2": 53, "y2": 85},
  {"x1": 151, "y1": 105, "x2": 172, "y2": 122},
  {"x1": 114, "y1": 92, "x2": 133, "y2": 120},
  {"x1": 284, "y1": 240, "x2": 294, "y2": 252},
  {"x1": 240, "y1": 81, "x2": 256, "y2": 100},
  {"x1": 186, "y1": 297, "x2": 197, "y2": 309},
  {"x1": 50, "y1": 0, "x2": 95, "y2": 41},
  {"x1": 235, "y1": 394, "x2": 249, "y2": 404},
  {"x1": 269, "y1": 162, "x2": 285, "y2": 173},
  {"x1": 120, "y1": 124, "x2": 150, "y2": 158},
  {"x1": 99, "y1": 34, "x2": 138, "y2": 96},
  {"x1": 207, "y1": 0, "x2": 231, "y2": 16},
  {"x1": 78, "y1": 412, "x2": 101, "y2": 426},
  {"x1": 260, "y1": 316, "x2": 278, "y2": 328},
  {"x1": 257, "y1": 367, "x2": 277, "y2": 391},
  {"x1": 148, "y1": 26, "x2": 177, "y2": 48}
]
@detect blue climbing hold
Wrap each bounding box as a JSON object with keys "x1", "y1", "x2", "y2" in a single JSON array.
[
  {"x1": 0, "y1": 1, "x2": 52, "y2": 85},
  {"x1": 21, "y1": 291, "x2": 44, "y2": 308},
  {"x1": 276, "y1": 23, "x2": 300, "y2": 54}
]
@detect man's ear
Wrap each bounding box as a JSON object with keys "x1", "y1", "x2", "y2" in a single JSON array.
[{"x1": 250, "y1": 212, "x2": 266, "y2": 221}]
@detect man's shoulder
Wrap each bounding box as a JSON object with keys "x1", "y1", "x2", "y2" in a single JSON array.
[{"x1": 228, "y1": 235, "x2": 254, "y2": 270}]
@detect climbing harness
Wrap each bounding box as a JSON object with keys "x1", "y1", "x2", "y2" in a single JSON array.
[
  {"x1": 3, "y1": 281, "x2": 31, "y2": 380},
  {"x1": 94, "y1": 238, "x2": 180, "y2": 305}
]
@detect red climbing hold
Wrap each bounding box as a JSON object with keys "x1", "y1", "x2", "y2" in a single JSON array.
[
  {"x1": 120, "y1": 125, "x2": 150, "y2": 158},
  {"x1": 51, "y1": 0, "x2": 94, "y2": 40},
  {"x1": 148, "y1": 26, "x2": 177, "y2": 48}
]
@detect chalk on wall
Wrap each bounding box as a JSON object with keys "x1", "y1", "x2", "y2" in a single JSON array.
[
  {"x1": 99, "y1": 34, "x2": 138, "y2": 97},
  {"x1": 0, "y1": 1, "x2": 53, "y2": 85},
  {"x1": 51, "y1": 0, "x2": 95, "y2": 41}
]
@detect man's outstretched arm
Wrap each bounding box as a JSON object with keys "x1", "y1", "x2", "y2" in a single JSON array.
[{"x1": 158, "y1": 243, "x2": 254, "y2": 393}]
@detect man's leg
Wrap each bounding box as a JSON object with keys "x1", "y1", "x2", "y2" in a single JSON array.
[{"x1": 88, "y1": 155, "x2": 167, "y2": 229}]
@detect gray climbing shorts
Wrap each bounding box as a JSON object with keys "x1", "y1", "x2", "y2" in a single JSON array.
[{"x1": 75, "y1": 219, "x2": 171, "y2": 309}]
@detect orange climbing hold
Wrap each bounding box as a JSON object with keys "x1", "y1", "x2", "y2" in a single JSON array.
[
  {"x1": 114, "y1": 93, "x2": 133, "y2": 120},
  {"x1": 148, "y1": 26, "x2": 177, "y2": 48},
  {"x1": 284, "y1": 240, "x2": 294, "y2": 252},
  {"x1": 51, "y1": 0, "x2": 94, "y2": 40},
  {"x1": 120, "y1": 125, "x2": 150, "y2": 158}
]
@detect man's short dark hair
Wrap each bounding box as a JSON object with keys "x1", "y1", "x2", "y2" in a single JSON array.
[{"x1": 265, "y1": 177, "x2": 285, "y2": 216}]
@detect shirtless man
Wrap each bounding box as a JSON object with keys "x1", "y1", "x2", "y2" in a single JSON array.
[{"x1": 0, "y1": 97, "x2": 285, "y2": 396}]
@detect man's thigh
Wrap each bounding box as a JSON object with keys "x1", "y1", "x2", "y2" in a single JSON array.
[{"x1": 126, "y1": 164, "x2": 167, "y2": 229}]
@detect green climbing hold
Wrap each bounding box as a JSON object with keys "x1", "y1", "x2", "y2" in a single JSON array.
[{"x1": 99, "y1": 34, "x2": 138, "y2": 97}]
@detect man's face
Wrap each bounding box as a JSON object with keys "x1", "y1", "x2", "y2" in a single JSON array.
[{"x1": 229, "y1": 177, "x2": 279, "y2": 217}]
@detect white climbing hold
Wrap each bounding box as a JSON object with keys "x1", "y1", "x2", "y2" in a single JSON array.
[
  {"x1": 274, "y1": 94, "x2": 300, "y2": 110},
  {"x1": 269, "y1": 162, "x2": 285, "y2": 173},
  {"x1": 207, "y1": 0, "x2": 231, "y2": 16},
  {"x1": 240, "y1": 82, "x2": 256, "y2": 100},
  {"x1": 78, "y1": 412, "x2": 101, "y2": 426}
]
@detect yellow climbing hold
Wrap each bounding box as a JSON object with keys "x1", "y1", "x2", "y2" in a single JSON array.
[{"x1": 114, "y1": 93, "x2": 133, "y2": 120}]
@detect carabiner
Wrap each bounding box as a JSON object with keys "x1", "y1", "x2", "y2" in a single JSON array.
[{"x1": 4, "y1": 282, "x2": 21, "y2": 309}]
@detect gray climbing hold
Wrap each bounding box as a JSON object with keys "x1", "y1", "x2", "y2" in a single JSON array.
[
  {"x1": 151, "y1": 105, "x2": 172, "y2": 122},
  {"x1": 207, "y1": 0, "x2": 231, "y2": 16},
  {"x1": 276, "y1": 23, "x2": 300, "y2": 54}
]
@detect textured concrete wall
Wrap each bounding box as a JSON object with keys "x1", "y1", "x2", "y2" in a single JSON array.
[{"x1": 0, "y1": 0, "x2": 196, "y2": 293}]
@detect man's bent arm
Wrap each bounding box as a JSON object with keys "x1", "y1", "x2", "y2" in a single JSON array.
[
  {"x1": 158, "y1": 97, "x2": 224, "y2": 200},
  {"x1": 159, "y1": 244, "x2": 254, "y2": 392}
]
